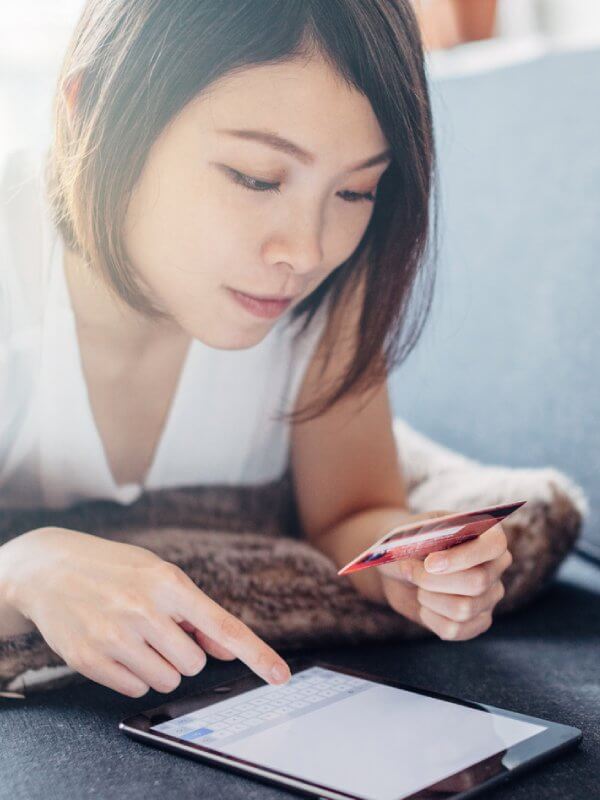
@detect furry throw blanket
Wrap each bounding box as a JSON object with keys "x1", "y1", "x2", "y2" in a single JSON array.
[{"x1": 0, "y1": 418, "x2": 588, "y2": 695}]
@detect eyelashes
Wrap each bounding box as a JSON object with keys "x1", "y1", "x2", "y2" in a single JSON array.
[
  {"x1": 222, "y1": 166, "x2": 376, "y2": 203},
  {"x1": 224, "y1": 166, "x2": 281, "y2": 194}
]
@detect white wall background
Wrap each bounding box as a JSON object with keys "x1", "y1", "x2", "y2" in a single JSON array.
[
  {"x1": 498, "y1": 0, "x2": 600, "y2": 39},
  {"x1": 0, "y1": 2, "x2": 84, "y2": 154}
]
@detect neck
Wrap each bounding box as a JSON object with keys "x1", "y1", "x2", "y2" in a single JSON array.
[{"x1": 62, "y1": 245, "x2": 187, "y2": 355}]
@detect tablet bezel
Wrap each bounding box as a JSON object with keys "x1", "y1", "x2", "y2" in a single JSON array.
[{"x1": 119, "y1": 656, "x2": 582, "y2": 800}]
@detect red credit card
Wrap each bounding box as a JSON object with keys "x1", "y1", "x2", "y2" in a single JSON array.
[{"x1": 337, "y1": 500, "x2": 526, "y2": 576}]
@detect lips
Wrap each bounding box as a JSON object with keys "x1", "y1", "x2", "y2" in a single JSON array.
[
  {"x1": 235, "y1": 290, "x2": 296, "y2": 301},
  {"x1": 227, "y1": 288, "x2": 293, "y2": 319}
]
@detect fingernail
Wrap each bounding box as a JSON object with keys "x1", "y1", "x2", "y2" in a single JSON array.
[
  {"x1": 426, "y1": 557, "x2": 447, "y2": 573},
  {"x1": 271, "y1": 663, "x2": 291, "y2": 684}
]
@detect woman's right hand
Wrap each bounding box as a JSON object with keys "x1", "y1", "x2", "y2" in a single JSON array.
[{"x1": 0, "y1": 527, "x2": 291, "y2": 697}]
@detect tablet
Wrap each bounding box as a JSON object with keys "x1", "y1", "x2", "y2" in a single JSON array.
[{"x1": 119, "y1": 658, "x2": 581, "y2": 800}]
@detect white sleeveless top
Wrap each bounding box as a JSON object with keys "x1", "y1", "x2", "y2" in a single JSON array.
[{"x1": 0, "y1": 147, "x2": 330, "y2": 511}]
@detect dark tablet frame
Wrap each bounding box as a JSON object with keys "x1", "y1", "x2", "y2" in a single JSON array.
[{"x1": 119, "y1": 657, "x2": 582, "y2": 800}]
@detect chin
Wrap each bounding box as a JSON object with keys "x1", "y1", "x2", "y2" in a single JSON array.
[
  {"x1": 177, "y1": 293, "x2": 278, "y2": 350},
  {"x1": 213, "y1": 333, "x2": 267, "y2": 351},
  {"x1": 185, "y1": 321, "x2": 270, "y2": 351}
]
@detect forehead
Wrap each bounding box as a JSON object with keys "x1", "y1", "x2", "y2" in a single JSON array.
[{"x1": 190, "y1": 53, "x2": 388, "y2": 161}]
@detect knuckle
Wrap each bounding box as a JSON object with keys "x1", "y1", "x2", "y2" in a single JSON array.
[
  {"x1": 155, "y1": 670, "x2": 181, "y2": 694},
  {"x1": 69, "y1": 646, "x2": 95, "y2": 675},
  {"x1": 135, "y1": 545, "x2": 161, "y2": 565},
  {"x1": 409, "y1": 568, "x2": 424, "y2": 588},
  {"x1": 218, "y1": 612, "x2": 245, "y2": 642},
  {"x1": 126, "y1": 682, "x2": 150, "y2": 699},
  {"x1": 160, "y1": 561, "x2": 187, "y2": 586},
  {"x1": 122, "y1": 592, "x2": 154, "y2": 623},
  {"x1": 184, "y1": 649, "x2": 207, "y2": 676},
  {"x1": 440, "y1": 620, "x2": 460, "y2": 641},
  {"x1": 478, "y1": 612, "x2": 494, "y2": 634},
  {"x1": 504, "y1": 548, "x2": 514, "y2": 568},
  {"x1": 455, "y1": 597, "x2": 476, "y2": 622},
  {"x1": 100, "y1": 623, "x2": 127, "y2": 650},
  {"x1": 458, "y1": 614, "x2": 492, "y2": 642},
  {"x1": 469, "y1": 568, "x2": 489, "y2": 596},
  {"x1": 497, "y1": 581, "x2": 506, "y2": 602},
  {"x1": 140, "y1": 613, "x2": 167, "y2": 642},
  {"x1": 416, "y1": 587, "x2": 428, "y2": 606}
]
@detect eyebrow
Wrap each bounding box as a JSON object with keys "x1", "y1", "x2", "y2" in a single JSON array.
[{"x1": 217, "y1": 128, "x2": 392, "y2": 172}]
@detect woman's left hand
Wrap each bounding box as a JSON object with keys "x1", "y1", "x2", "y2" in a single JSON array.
[{"x1": 376, "y1": 511, "x2": 513, "y2": 641}]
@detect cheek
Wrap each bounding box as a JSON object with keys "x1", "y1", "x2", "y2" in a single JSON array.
[
  {"x1": 124, "y1": 177, "x2": 240, "y2": 295},
  {"x1": 173, "y1": 178, "x2": 259, "y2": 268},
  {"x1": 327, "y1": 204, "x2": 374, "y2": 264}
]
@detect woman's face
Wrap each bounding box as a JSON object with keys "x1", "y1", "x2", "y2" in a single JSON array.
[{"x1": 122, "y1": 52, "x2": 391, "y2": 350}]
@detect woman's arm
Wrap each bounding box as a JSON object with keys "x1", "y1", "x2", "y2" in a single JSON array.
[
  {"x1": 0, "y1": 526, "x2": 293, "y2": 694},
  {"x1": 289, "y1": 290, "x2": 510, "y2": 641},
  {"x1": 289, "y1": 365, "x2": 432, "y2": 610},
  {"x1": 290, "y1": 280, "x2": 412, "y2": 599},
  {"x1": 290, "y1": 277, "x2": 410, "y2": 549},
  {"x1": 308, "y1": 506, "x2": 414, "y2": 604},
  {"x1": 0, "y1": 531, "x2": 50, "y2": 637},
  {"x1": 0, "y1": 536, "x2": 36, "y2": 637}
]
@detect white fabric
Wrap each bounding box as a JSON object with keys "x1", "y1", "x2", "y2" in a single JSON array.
[{"x1": 0, "y1": 147, "x2": 330, "y2": 510}]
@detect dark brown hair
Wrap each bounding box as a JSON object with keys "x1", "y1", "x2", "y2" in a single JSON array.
[{"x1": 46, "y1": 0, "x2": 437, "y2": 424}]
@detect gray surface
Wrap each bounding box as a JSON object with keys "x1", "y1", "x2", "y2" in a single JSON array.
[
  {"x1": 388, "y1": 45, "x2": 600, "y2": 552},
  {"x1": 0, "y1": 552, "x2": 597, "y2": 800}
]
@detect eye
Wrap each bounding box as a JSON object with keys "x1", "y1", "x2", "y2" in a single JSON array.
[
  {"x1": 223, "y1": 166, "x2": 281, "y2": 194},
  {"x1": 337, "y1": 189, "x2": 376, "y2": 204},
  {"x1": 220, "y1": 165, "x2": 376, "y2": 203}
]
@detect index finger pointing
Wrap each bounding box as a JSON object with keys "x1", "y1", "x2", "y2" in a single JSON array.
[{"x1": 175, "y1": 577, "x2": 291, "y2": 686}]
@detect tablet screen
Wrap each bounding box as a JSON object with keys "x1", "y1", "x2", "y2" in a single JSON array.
[{"x1": 150, "y1": 665, "x2": 547, "y2": 800}]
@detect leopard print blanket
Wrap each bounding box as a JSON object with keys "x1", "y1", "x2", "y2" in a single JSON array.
[{"x1": 0, "y1": 418, "x2": 588, "y2": 694}]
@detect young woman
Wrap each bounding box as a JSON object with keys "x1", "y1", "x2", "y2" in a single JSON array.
[{"x1": 0, "y1": 0, "x2": 511, "y2": 698}]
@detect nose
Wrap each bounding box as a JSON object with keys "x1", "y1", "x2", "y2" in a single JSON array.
[{"x1": 262, "y1": 204, "x2": 325, "y2": 276}]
